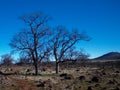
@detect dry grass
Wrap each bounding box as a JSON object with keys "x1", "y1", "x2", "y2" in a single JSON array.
[{"x1": 0, "y1": 63, "x2": 120, "y2": 90}]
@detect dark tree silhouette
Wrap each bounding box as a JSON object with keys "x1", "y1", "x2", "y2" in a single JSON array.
[
  {"x1": 50, "y1": 26, "x2": 90, "y2": 74},
  {"x1": 9, "y1": 13, "x2": 51, "y2": 75}
]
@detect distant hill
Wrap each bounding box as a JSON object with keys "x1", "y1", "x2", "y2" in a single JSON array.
[{"x1": 94, "y1": 52, "x2": 120, "y2": 60}]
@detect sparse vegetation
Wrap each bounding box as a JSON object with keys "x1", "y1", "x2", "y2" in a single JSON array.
[{"x1": 0, "y1": 60, "x2": 120, "y2": 90}]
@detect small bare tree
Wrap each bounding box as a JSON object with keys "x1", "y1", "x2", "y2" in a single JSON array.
[
  {"x1": 16, "y1": 56, "x2": 32, "y2": 65},
  {"x1": 50, "y1": 26, "x2": 90, "y2": 74},
  {"x1": 9, "y1": 13, "x2": 51, "y2": 75},
  {"x1": 0, "y1": 54, "x2": 14, "y2": 66},
  {"x1": 63, "y1": 47, "x2": 89, "y2": 61}
]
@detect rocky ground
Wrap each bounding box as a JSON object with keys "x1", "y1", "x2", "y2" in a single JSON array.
[{"x1": 0, "y1": 65, "x2": 120, "y2": 90}]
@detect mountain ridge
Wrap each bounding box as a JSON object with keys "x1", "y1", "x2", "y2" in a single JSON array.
[{"x1": 94, "y1": 52, "x2": 120, "y2": 60}]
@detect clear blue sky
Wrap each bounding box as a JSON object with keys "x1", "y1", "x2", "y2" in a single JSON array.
[{"x1": 0, "y1": 0, "x2": 120, "y2": 59}]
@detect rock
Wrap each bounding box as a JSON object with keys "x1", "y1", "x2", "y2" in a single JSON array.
[
  {"x1": 95, "y1": 84, "x2": 100, "y2": 87},
  {"x1": 37, "y1": 80, "x2": 45, "y2": 87},
  {"x1": 44, "y1": 79, "x2": 52, "y2": 89},
  {"x1": 26, "y1": 69, "x2": 31, "y2": 72},
  {"x1": 0, "y1": 71, "x2": 3, "y2": 75},
  {"x1": 37, "y1": 82, "x2": 45, "y2": 87},
  {"x1": 37, "y1": 79, "x2": 53, "y2": 89},
  {"x1": 91, "y1": 76, "x2": 99, "y2": 82},
  {"x1": 107, "y1": 80, "x2": 115, "y2": 84},
  {"x1": 60, "y1": 73, "x2": 67, "y2": 77},
  {"x1": 114, "y1": 87, "x2": 120, "y2": 90},
  {"x1": 101, "y1": 70, "x2": 106, "y2": 75},
  {"x1": 76, "y1": 69, "x2": 79, "y2": 72},
  {"x1": 64, "y1": 74, "x2": 73, "y2": 80},
  {"x1": 100, "y1": 87, "x2": 107, "y2": 90},
  {"x1": 60, "y1": 73, "x2": 73, "y2": 80},
  {"x1": 115, "y1": 71, "x2": 119, "y2": 73},
  {"x1": 78, "y1": 76, "x2": 85, "y2": 80},
  {"x1": 42, "y1": 68, "x2": 46, "y2": 72},
  {"x1": 87, "y1": 86, "x2": 93, "y2": 90}
]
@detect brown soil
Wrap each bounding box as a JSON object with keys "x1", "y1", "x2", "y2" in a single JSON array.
[{"x1": 5, "y1": 76, "x2": 39, "y2": 90}]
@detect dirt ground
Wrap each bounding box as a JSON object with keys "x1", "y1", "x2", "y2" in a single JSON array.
[{"x1": 0, "y1": 64, "x2": 120, "y2": 90}]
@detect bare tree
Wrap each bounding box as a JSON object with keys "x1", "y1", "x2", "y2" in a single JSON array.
[
  {"x1": 16, "y1": 56, "x2": 32, "y2": 66},
  {"x1": 9, "y1": 13, "x2": 51, "y2": 75},
  {"x1": 77, "y1": 52, "x2": 90, "y2": 60},
  {"x1": 63, "y1": 47, "x2": 89, "y2": 61},
  {"x1": 50, "y1": 26, "x2": 90, "y2": 74},
  {"x1": 0, "y1": 54, "x2": 14, "y2": 66}
]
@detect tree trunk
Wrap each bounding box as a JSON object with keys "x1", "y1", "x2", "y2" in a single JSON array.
[
  {"x1": 56, "y1": 62, "x2": 59, "y2": 74},
  {"x1": 34, "y1": 63, "x2": 38, "y2": 75}
]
